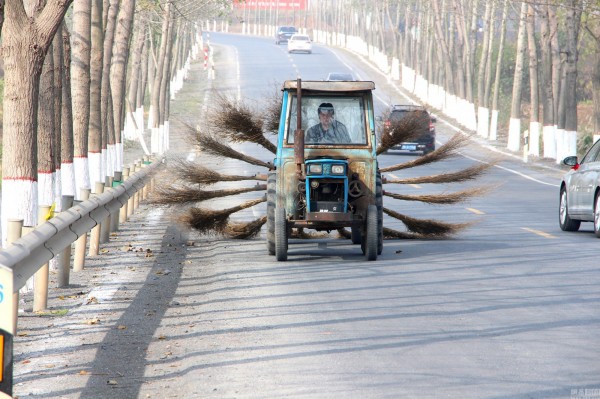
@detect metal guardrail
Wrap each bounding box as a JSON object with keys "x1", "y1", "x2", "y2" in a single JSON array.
[{"x1": 0, "y1": 158, "x2": 163, "y2": 396}]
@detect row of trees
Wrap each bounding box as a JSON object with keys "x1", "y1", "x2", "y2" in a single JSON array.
[
  {"x1": 0, "y1": 0, "x2": 226, "y2": 244},
  {"x1": 237, "y1": 0, "x2": 600, "y2": 159},
  {"x1": 320, "y1": 0, "x2": 600, "y2": 158}
]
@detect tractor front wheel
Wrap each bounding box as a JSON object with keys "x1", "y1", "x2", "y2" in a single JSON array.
[{"x1": 275, "y1": 208, "x2": 288, "y2": 261}]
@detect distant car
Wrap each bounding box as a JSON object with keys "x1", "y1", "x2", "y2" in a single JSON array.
[
  {"x1": 326, "y1": 72, "x2": 355, "y2": 81},
  {"x1": 287, "y1": 34, "x2": 312, "y2": 54},
  {"x1": 559, "y1": 138, "x2": 600, "y2": 237},
  {"x1": 383, "y1": 104, "x2": 436, "y2": 154},
  {"x1": 275, "y1": 26, "x2": 297, "y2": 45}
]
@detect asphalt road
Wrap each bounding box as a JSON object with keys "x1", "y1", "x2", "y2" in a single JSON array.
[{"x1": 12, "y1": 32, "x2": 600, "y2": 399}]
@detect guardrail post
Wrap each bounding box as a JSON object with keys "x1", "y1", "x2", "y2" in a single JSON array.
[
  {"x1": 111, "y1": 171, "x2": 123, "y2": 232},
  {"x1": 57, "y1": 195, "x2": 74, "y2": 288},
  {"x1": 89, "y1": 182, "x2": 105, "y2": 256},
  {"x1": 33, "y1": 206, "x2": 51, "y2": 312},
  {"x1": 6, "y1": 220, "x2": 23, "y2": 336},
  {"x1": 120, "y1": 167, "x2": 130, "y2": 223},
  {"x1": 73, "y1": 188, "x2": 91, "y2": 271},
  {"x1": 127, "y1": 164, "x2": 135, "y2": 218},
  {"x1": 100, "y1": 179, "x2": 112, "y2": 244},
  {"x1": 133, "y1": 162, "x2": 141, "y2": 211}
]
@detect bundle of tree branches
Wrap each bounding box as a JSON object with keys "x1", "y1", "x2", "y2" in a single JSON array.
[
  {"x1": 377, "y1": 109, "x2": 431, "y2": 155},
  {"x1": 205, "y1": 92, "x2": 277, "y2": 154}
]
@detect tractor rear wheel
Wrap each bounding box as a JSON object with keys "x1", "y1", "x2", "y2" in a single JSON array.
[
  {"x1": 275, "y1": 207, "x2": 288, "y2": 261},
  {"x1": 376, "y1": 171, "x2": 383, "y2": 255},
  {"x1": 365, "y1": 205, "x2": 378, "y2": 261}
]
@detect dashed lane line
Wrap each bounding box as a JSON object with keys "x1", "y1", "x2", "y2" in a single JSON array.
[{"x1": 521, "y1": 227, "x2": 557, "y2": 239}]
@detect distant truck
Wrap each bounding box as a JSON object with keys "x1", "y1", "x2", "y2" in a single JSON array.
[{"x1": 266, "y1": 79, "x2": 383, "y2": 261}]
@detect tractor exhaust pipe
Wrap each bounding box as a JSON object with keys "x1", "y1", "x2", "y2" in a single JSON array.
[{"x1": 294, "y1": 78, "x2": 305, "y2": 178}]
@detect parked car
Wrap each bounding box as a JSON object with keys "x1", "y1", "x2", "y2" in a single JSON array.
[
  {"x1": 275, "y1": 26, "x2": 297, "y2": 44},
  {"x1": 383, "y1": 104, "x2": 436, "y2": 154},
  {"x1": 559, "y1": 138, "x2": 600, "y2": 237},
  {"x1": 326, "y1": 72, "x2": 355, "y2": 81},
  {"x1": 287, "y1": 34, "x2": 312, "y2": 54}
]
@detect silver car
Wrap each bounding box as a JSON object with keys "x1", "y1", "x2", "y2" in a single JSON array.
[{"x1": 559, "y1": 138, "x2": 600, "y2": 237}]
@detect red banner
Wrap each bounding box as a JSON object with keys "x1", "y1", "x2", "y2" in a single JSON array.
[{"x1": 233, "y1": 0, "x2": 306, "y2": 10}]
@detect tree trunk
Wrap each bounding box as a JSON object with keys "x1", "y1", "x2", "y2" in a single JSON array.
[
  {"x1": 38, "y1": 43, "x2": 57, "y2": 210},
  {"x1": 125, "y1": 20, "x2": 145, "y2": 142},
  {"x1": 61, "y1": 24, "x2": 75, "y2": 198},
  {"x1": 507, "y1": 2, "x2": 528, "y2": 152},
  {"x1": 1, "y1": 0, "x2": 72, "y2": 243},
  {"x1": 150, "y1": 2, "x2": 171, "y2": 154},
  {"x1": 71, "y1": 0, "x2": 92, "y2": 197},
  {"x1": 587, "y1": 21, "x2": 600, "y2": 140},
  {"x1": 489, "y1": 0, "x2": 508, "y2": 142},
  {"x1": 52, "y1": 26, "x2": 63, "y2": 205},
  {"x1": 101, "y1": 0, "x2": 119, "y2": 178},
  {"x1": 110, "y1": 0, "x2": 137, "y2": 173},
  {"x1": 88, "y1": 0, "x2": 104, "y2": 189},
  {"x1": 561, "y1": 1, "x2": 581, "y2": 159},
  {"x1": 526, "y1": 4, "x2": 540, "y2": 157},
  {"x1": 539, "y1": 3, "x2": 557, "y2": 159}
]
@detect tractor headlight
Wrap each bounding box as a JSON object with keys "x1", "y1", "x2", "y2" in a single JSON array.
[
  {"x1": 308, "y1": 164, "x2": 323, "y2": 174},
  {"x1": 331, "y1": 165, "x2": 345, "y2": 175}
]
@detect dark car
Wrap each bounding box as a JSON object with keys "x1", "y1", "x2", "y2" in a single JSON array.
[
  {"x1": 275, "y1": 26, "x2": 297, "y2": 44},
  {"x1": 326, "y1": 72, "x2": 355, "y2": 81},
  {"x1": 559, "y1": 138, "x2": 600, "y2": 237},
  {"x1": 384, "y1": 104, "x2": 436, "y2": 154}
]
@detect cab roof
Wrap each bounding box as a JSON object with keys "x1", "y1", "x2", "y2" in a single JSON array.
[{"x1": 282, "y1": 80, "x2": 375, "y2": 92}]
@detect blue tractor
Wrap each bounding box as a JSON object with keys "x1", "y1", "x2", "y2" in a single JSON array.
[{"x1": 266, "y1": 79, "x2": 383, "y2": 261}]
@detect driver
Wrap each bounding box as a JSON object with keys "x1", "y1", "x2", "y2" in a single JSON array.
[{"x1": 306, "y1": 103, "x2": 351, "y2": 144}]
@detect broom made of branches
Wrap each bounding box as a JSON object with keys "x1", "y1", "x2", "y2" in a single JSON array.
[
  {"x1": 194, "y1": 131, "x2": 273, "y2": 169},
  {"x1": 170, "y1": 158, "x2": 266, "y2": 185},
  {"x1": 383, "y1": 207, "x2": 474, "y2": 237},
  {"x1": 207, "y1": 93, "x2": 277, "y2": 154},
  {"x1": 178, "y1": 197, "x2": 266, "y2": 234},
  {"x1": 151, "y1": 183, "x2": 267, "y2": 205},
  {"x1": 384, "y1": 162, "x2": 494, "y2": 185},
  {"x1": 376, "y1": 111, "x2": 431, "y2": 155},
  {"x1": 380, "y1": 133, "x2": 469, "y2": 173},
  {"x1": 224, "y1": 216, "x2": 268, "y2": 239},
  {"x1": 384, "y1": 185, "x2": 492, "y2": 205}
]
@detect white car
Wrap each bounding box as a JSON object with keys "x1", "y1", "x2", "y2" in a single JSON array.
[
  {"x1": 287, "y1": 34, "x2": 312, "y2": 54},
  {"x1": 559, "y1": 138, "x2": 600, "y2": 237}
]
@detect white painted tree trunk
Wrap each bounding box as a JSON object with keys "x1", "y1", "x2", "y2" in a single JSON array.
[
  {"x1": 152, "y1": 126, "x2": 160, "y2": 154},
  {"x1": 107, "y1": 144, "x2": 116, "y2": 177},
  {"x1": 508, "y1": 117, "x2": 521, "y2": 152},
  {"x1": 477, "y1": 107, "x2": 490, "y2": 138},
  {"x1": 542, "y1": 125, "x2": 556, "y2": 159},
  {"x1": 1, "y1": 181, "x2": 37, "y2": 247},
  {"x1": 74, "y1": 157, "x2": 91, "y2": 200},
  {"x1": 89, "y1": 152, "x2": 103, "y2": 187},
  {"x1": 489, "y1": 110, "x2": 499, "y2": 141},
  {"x1": 62, "y1": 162, "x2": 76, "y2": 197},
  {"x1": 528, "y1": 121, "x2": 541, "y2": 157},
  {"x1": 555, "y1": 128, "x2": 566, "y2": 163}
]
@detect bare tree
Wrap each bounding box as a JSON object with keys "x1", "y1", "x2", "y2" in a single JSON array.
[
  {"x1": 110, "y1": 0, "x2": 137, "y2": 173},
  {"x1": 526, "y1": 4, "x2": 540, "y2": 157},
  {"x1": 507, "y1": 2, "x2": 528, "y2": 152},
  {"x1": 88, "y1": 0, "x2": 104, "y2": 189},
  {"x1": 1, "y1": 0, "x2": 73, "y2": 243},
  {"x1": 71, "y1": 0, "x2": 92, "y2": 198}
]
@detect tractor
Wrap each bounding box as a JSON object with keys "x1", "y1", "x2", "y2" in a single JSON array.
[{"x1": 266, "y1": 79, "x2": 383, "y2": 261}]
